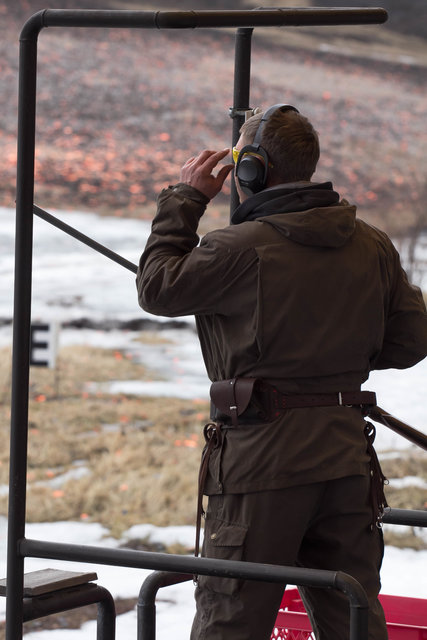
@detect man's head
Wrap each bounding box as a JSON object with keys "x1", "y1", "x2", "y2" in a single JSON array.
[{"x1": 234, "y1": 105, "x2": 320, "y2": 200}]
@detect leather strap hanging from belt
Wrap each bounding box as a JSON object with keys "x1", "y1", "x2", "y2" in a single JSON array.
[
  {"x1": 195, "y1": 423, "x2": 222, "y2": 562},
  {"x1": 364, "y1": 421, "x2": 389, "y2": 527}
]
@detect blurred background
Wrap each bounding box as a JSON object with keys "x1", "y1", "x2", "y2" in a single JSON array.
[{"x1": 0, "y1": 0, "x2": 426, "y2": 242}]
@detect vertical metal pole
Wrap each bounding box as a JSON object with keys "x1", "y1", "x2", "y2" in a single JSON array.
[
  {"x1": 97, "y1": 590, "x2": 116, "y2": 640},
  {"x1": 6, "y1": 19, "x2": 41, "y2": 640},
  {"x1": 230, "y1": 27, "x2": 253, "y2": 217},
  {"x1": 137, "y1": 572, "x2": 191, "y2": 640},
  {"x1": 137, "y1": 600, "x2": 157, "y2": 640},
  {"x1": 349, "y1": 605, "x2": 369, "y2": 640},
  {"x1": 335, "y1": 573, "x2": 369, "y2": 640}
]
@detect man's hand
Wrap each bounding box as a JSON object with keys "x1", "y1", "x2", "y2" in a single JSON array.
[{"x1": 180, "y1": 149, "x2": 234, "y2": 201}]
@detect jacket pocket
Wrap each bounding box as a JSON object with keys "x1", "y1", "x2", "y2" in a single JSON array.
[{"x1": 199, "y1": 518, "x2": 248, "y2": 596}]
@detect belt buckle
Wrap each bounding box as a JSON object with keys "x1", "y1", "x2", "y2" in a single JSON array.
[{"x1": 338, "y1": 391, "x2": 358, "y2": 408}]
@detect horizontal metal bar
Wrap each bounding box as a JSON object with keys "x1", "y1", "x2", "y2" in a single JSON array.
[
  {"x1": 155, "y1": 8, "x2": 388, "y2": 29},
  {"x1": 20, "y1": 538, "x2": 364, "y2": 599},
  {"x1": 33, "y1": 205, "x2": 138, "y2": 274},
  {"x1": 21, "y1": 7, "x2": 388, "y2": 39},
  {"x1": 382, "y1": 507, "x2": 427, "y2": 528}
]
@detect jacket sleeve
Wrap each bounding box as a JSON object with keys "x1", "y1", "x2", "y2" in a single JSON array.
[
  {"x1": 136, "y1": 184, "x2": 256, "y2": 317},
  {"x1": 373, "y1": 242, "x2": 427, "y2": 370}
]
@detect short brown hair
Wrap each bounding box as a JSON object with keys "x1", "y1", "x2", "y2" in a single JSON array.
[{"x1": 240, "y1": 108, "x2": 320, "y2": 183}]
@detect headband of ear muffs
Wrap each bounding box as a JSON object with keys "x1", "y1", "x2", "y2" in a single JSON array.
[{"x1": 235, "y1": 103, "x2": 299, "y2": 196}]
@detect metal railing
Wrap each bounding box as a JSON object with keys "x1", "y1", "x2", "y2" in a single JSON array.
[
  {"x1": 20, "y1": 537, "x2": 370, "y2": 640},
  {"x1": 22, "y1": 583, "x2": 116, "y2": 640}
]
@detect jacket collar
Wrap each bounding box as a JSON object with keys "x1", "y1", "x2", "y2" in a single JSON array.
[{"x1": 231, "y1": 181, "x2": 340, "y2": 225}]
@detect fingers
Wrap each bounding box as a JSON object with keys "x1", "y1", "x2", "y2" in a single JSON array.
[
  {"x1": 179, "y1": 148, "x2": 233, "y2": 200},
  {"x1": 181, "y1": 149, "x2": 231, "y2": 180},
  {"x1": 198, "y1": 149, "x2": 230, "y2": 172},
  {"x1": 215, "y1": 163, "x2": 234, "y2": 185},
  {"x1": 199, "y1": 150, "x2": 233, "y2": 188},
  {"x1": 185, "y1": 149, "x2": 228, "y2": 170}
]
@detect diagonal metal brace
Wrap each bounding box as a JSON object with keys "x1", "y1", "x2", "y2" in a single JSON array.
[{"x1": 33, "y1": 204, "x2": 138, "y2": 274}]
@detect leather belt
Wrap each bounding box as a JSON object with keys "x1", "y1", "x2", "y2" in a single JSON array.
[
  {"x1": 271, "y1": 389, "x2": 377, "y2": 413},
  {"x1": 210, "y1": 378, "x2": 376, "y2": 425}
]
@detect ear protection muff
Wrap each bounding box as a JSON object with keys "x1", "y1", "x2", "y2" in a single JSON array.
[{"x1": 235, "y1": 103, "x2": 299, "y2": 196}]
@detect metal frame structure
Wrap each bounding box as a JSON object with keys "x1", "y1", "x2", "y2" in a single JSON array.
[
  {"x1": 22, "y1": 583, "x2": 116, "y2": 640},
  {"x1": 9, "y1": 7, "x2": 427, "y2": 640}
]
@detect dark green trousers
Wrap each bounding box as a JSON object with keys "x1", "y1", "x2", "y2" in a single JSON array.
[{"x1": 191, "y1": 474, "x2": 387, "y2": 640}]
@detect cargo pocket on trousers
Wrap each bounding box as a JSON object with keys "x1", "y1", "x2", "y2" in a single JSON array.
[{"x1": 199, "y1": 518, "x2": 248, "y2": 596}]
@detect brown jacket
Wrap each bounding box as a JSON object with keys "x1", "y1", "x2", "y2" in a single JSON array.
[{"x1": 137, "y1": 183, "x2": 427, "y2": 493}]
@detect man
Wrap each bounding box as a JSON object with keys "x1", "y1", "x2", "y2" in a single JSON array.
[{"x1": 137, "y1": 104, "x2": 427, "y2": 640}]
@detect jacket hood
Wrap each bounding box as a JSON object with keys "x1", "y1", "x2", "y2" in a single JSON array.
[{"x1": 231, "y1": 181, "x2": 356, "y2": 248}]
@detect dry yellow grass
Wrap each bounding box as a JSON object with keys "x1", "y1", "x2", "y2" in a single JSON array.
[
  {"x1": 0, "y1": 341, "x2": 425, "y2": 547},
  {"x1": 0, "y1": 342, "x2": 209, "y2": 538}
]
